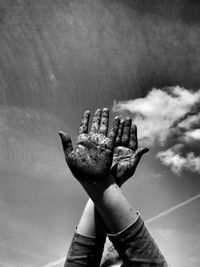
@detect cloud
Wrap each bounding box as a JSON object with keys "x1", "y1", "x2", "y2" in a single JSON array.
[
  {"x1": 177, "y1": 113, "x2": 200, "y2": 130},
  {"x1": 113, "y1": 86, "x2": 200, "y2": 174},
  {"x1": 184, "y1": 129, "x2": 200, "y2": 141},
  {"x1": 43, "y1": 257, "x2": 65, "y2": 267},
  {"x1": 113, "y1": 86, "x2": 200, "y2": 146},
  {"x1": 157, "y1": 148, "x2": 200, "y2": 175}
]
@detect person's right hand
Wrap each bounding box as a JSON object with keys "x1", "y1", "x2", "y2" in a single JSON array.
[
  {"x1": 59, "y1": 108, "x2": 120, "y2": 185},
  {"x1": 111, "y1": 118, "x2": 149, "y2": 186}
]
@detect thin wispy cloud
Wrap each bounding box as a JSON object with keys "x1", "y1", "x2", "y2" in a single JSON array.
[
  {"x1": 113, "y1": 86, "x2": 200, "y2": 174},
  {"x1": 43, "y1": 257, "x2": 65, "y2": 267}
]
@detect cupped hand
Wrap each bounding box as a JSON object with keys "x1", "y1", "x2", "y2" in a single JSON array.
[
  {"x1": 59, "y1": 108, "x2": 120, "y2": 184},
  {"x1": 111, "y1": 118, "x2": 149, "y2": 186}
]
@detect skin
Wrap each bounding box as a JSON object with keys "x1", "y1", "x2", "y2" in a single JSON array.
[
  {"x1": 59, "y1": 109, "x2": 148, "y2": 186},
  {"x1": 74, "y1": 118, "x2": 148, "y2": 239},
  {"x1": 112, "y1": 118, "x2": 149, "y2": 186},
  {"x1": 60, "y1": 109, "x2": 167, "y2": 267},
  {"x1": 59, "y1": 108, "x2": 148, "y2": 234},
  {"x1": 59, "y1": 108, "x2": 120, "y2": 185}
]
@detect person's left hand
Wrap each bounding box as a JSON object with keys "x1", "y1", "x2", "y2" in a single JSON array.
[{"x1": 111, "y1": 118, "x2": 149, "y2": 186}]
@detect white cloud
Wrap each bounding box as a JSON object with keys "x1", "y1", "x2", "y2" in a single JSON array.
[
  {"x1": 177, "y1": 114, "x2": 200, "y2": 129},
  {"x1": 184, "y1": 129, "x2": 200, "y2": 141},
  {"x1": 157, "y1": 148, "x2": 200, "y2": 174},
  {"x1": 113, "y1": 86, "x2": 200, "y2": 145},
  {"x1": 113, "y1": 86, "x2": 200, "y2": 174}
]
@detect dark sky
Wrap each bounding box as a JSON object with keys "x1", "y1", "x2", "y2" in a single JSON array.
[{"x1": 0, "y1": 1, "x2": 200, "y2": 266}]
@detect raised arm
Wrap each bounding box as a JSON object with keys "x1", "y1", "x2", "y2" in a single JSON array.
[
  {"x1": 59, "y1": 108, "x2": 168, "y2": 266},
  {"x1": 76, "y1": 117, "x2": 149, "y2": 231},
  {"x1": 60, "y1": 110, "x2": 149, "y2": 267},
  {"x1": 59, "y1": 108, "x2": 139, "y2": 232}
]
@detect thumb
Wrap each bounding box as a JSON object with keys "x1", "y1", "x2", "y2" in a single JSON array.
[
  {"x1": 58, "y1": 131, "x2": 73, "y2": 154},
  {"x1": 135, "y1": 147, "x2": 149, "y2": 158},
  {"x1": 130, "y1": 147, "x2": 149, "y2": 167}
]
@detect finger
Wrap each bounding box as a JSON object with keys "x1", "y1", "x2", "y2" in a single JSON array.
[
  {"x1": 130, "y1": 147, "x2": 149, "y2": 168},
  {"x1": 115, "y1": 119, "x2": 124, "y2": 146},
  {"x1": 90, "y1": 109, "x2": 102, "y2": 133},
  {"x1": 107, "y1": 116, "x2": 120, "y2": 149},
  {"x1": 99, "y1": 108, "x2": 109, "y2": 136},
  {"x1": 79, "y1": 110, "x2": 90, "y2": 134},
  {"x1": 58, "y1": 131, "x2": 73, "y2": 155},
  {"x1": 129, "y1": 124, "x2": 138, "y2": 151},
  {"x1": 121, "y1": 118, "x2": 131, "y2": 147}
]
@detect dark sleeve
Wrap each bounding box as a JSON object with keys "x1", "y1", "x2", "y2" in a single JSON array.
[
  {"x1": 108, "y1": 215, "x2": 169, "y2": 266},
  {"x1": 64, "y1": 230, "x2": 106, "y2": 267}
]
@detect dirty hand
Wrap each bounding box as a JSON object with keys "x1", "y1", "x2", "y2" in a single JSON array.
[
  {"x1": 111, "y1": 118, "x2": 149, "y2": 186},
  {"x1": 59, "y1": 108, "x2": 120, "y2": 185}
]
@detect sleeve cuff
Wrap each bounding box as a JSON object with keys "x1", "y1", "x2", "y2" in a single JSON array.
[
  {"x1": 107, "y1": 212, "x2": 143, "y2": 242},
  {"x1": 73, "y1": 226, "x2": 106, "y2": 246}
]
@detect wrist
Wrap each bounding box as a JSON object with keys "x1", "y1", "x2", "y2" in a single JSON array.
[
  {"x1": 87, "y1": 182, "x2": 138, "y2": 233},
  {"x1": 80, "y1": 173, "x2": 115, "y2": 195}
]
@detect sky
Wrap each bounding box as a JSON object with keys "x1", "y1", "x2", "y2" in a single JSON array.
[{"x1": 0, "y1": 0, "x2": 200, "y2": 266}]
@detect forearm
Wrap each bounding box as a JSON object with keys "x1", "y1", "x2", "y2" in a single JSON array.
[
  {"x1": 65, "y1": 199, "x2": 106, "y2": 267},
  {"x1": 82, "y1": 178, "x2": 168, "y2": 266},
  {"x1": 76, "y1": 198, "x2": 106, "y2": 238},
  {"x1": 82, "y1": 175, "x2": 138, "y2": 234},
  {"x1": 64, "y1": 172, "x2": 138, "y2": 267}
]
